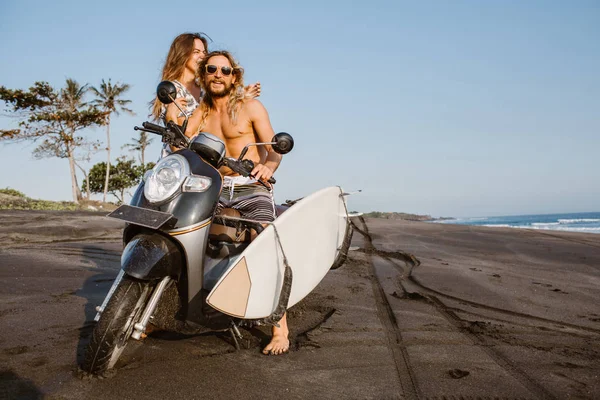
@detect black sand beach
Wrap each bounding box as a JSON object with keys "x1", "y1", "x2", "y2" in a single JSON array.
[{"x1": 1, "y1": 211, "x2": 599, "y2": 399}]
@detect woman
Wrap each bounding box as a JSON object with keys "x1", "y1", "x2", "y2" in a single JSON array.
[{"x1": 151, "y1": 32, "x2": 260, "y2": 130}]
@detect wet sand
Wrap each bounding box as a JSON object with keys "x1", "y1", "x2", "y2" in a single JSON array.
[{"x1": 0, "y1": 211, "x2": 599, "y2": 399}]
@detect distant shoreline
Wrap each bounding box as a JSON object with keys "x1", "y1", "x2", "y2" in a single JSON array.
[{"x1": 362, "y1": 211, "x2": 452, "y2": 222}]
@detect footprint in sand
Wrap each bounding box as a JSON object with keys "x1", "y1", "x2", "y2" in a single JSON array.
[
  {"x1": 26, "y1": 357, "x2": 48, "y2": 368},
  {"x1": 448, "y1": 369, "x2": 470, "y2": 379},
  {"x1": 4, "y1": 346, "x2": 29, "y2": 356}
]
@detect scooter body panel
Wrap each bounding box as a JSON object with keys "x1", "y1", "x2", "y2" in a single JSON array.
[
  {"x1": 166, "y1": 220, "x2": 212, "y2": 320},
  {"x1": 121, "y1": 233, "x2": 182, "y2": 281},
  {"x1": 119, "y1": 150, "x2": 226, "y2": 324}
]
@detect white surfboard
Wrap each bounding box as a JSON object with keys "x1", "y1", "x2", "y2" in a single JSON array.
[{"x1": 206, "y1": 186, "x2": 349, "y2": 319}]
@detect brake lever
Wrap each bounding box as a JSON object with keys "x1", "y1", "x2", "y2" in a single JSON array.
[{"x1": 166, "y1": 121, "x2": 190, "y2": 148}]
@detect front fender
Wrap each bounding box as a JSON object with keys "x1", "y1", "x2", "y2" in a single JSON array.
[{"x1": 122, "y1": 233, "x2": 182, "y2": 280}]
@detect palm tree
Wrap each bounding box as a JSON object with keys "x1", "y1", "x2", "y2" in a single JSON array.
[
  {"x1": 122, "y1": 131, "x2": 154, "y2": 166},
  {"x1": 62, "y1": 78, "x2": 89, "y2": 112},
  {"x1": 90, "y1": 79, "x2": 134, "y2": 202},
  {"x1": 60, "y1": 78, "x2": 90, "y2": 203}
]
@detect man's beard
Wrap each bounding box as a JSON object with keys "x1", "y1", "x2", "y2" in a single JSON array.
[{"x1": 206, "y1": 80, "x2": 233, "y2": 98}]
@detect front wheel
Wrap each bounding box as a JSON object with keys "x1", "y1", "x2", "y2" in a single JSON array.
[{"x1": 81, "y1": 276, "x2": 151, "y2": 375}]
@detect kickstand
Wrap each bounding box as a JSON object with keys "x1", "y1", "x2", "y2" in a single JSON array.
[{"x1": 229, "y1": 323, "x2": 243, "y2": 351}]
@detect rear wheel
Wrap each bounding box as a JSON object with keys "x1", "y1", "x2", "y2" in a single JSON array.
[
  {"x1": 331, "y1": 222, "x2": 354, "y2": 270},
  {"x1": 82, "y1": 276, "x2": 151, "y2": 375}
]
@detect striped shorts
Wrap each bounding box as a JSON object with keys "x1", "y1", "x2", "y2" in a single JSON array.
[{"x1": 216, "y1": 183, "x2": 276, "y2": 223}]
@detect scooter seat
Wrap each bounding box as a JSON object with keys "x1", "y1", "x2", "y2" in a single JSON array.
[
  {"x1": 209, "y1": 208, "x2": 253, "y2": 243},
  {"x1": 275, "y1": 204, "x2": 290, "y2": 217}
]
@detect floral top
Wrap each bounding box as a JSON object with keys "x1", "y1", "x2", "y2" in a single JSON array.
[
  {"x1": 159, "y1": 80, "x2": 201, "y2": 121},
  {"x1": 159, "y1": 80, "x2": 202, "y2": 158}
]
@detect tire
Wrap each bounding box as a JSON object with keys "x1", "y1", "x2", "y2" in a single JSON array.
[
  {"x1": 331, "y1": 222, "x2": 354, "y2": 270},
  {"x1": 82, "y1": 276, "x2": 150, "y2": 375}
]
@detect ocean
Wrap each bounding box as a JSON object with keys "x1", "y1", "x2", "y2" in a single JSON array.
[{"x1": 434, "y1": 212, "x2": 600, "y2": 234}]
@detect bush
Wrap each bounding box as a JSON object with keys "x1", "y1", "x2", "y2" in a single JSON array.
[{"x1": 0, "y1": 188, "x2": 26, "y2": 198}]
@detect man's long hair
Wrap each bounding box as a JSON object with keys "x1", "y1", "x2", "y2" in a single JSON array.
[
  {"x1": 197, "y1": 50, "x2": 245, "y2": 130},
  {"x1": 150, "y1": 32, "x2": 210, "y2": 120}
]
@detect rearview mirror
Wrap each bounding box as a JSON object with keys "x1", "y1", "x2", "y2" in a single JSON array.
[
  {"x1": 157, "y1": 81, "x2": 177, "y2": 105},
  {"x1": 271, "y1": 132, "x2": 294, "y2": 155}
]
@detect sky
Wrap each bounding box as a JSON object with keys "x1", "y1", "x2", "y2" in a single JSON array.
[{"x1": 1, "y1": 0, "x2": 598, "y2": 217}]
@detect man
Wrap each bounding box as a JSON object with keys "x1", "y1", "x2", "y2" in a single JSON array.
[{"x1": 189, "y1": 50, "x2": 289, "y2": 355}]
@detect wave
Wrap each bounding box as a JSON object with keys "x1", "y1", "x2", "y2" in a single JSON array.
[
  {"x1": 481, "y1": 223, "x2": 600, "y2": 233},
  {"x1": 559, "y1": 227, "x2": 600, "y2": 233},
  {"x1": 529, "y1": 226, "x2": 600, "y2": 233},
  {"x1": 516, "y1": 225, "x2": 600, "y2": 233},
  {"x1": 558, "y1": 218, "x2": 600, "y2": 224}
]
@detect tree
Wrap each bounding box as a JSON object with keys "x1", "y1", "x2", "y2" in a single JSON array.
[
  {"x1": 122, "y1": 131, "x2": 154, "y2": 166},
  {"x1": 90, "y1": 79, "x2": 134, "y2": 203},
  {"x1": 74, "y1": 141, "x2": 102, "y2": 200},
  {"x1": 0, "y1": 80, "x2": 104, "y2": 203},
  {"x1": 83, "y1": 157, "x2": 155, "y2": 204}
]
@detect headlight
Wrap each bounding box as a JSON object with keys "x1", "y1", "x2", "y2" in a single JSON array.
[
  {"x1": 182, "y1": 175, "x2": 212, "y2": 193},
  {"x1": 144, "y1": 154, "x2": 190, "y2": 203}
]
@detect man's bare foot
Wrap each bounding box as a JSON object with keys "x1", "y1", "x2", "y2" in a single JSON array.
[
  {"x1": 262, "y1": 334, "x2": 289, "y2": 355},
  {"x1": 262, "y1": 312, "x2": 289, "y2": 355}
]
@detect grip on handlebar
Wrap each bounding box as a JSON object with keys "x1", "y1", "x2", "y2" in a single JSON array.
[
  {"x1": 224, "y1": 157, "x2": 276, "y2": 184},
  {"x1": 142, "y1": 122, "x2": 166, "y2": 132}
]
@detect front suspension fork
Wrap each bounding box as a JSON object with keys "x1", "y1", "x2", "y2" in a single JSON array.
[
  {"x1": 94, "y1": 269, "x2": 125, "y2": 322},
  {"x1": 131, "y1": 276, "x2": 172, "y2": 340},
  {"x1": 95, "y1": 271, "x2": 173, "y2": 341}
]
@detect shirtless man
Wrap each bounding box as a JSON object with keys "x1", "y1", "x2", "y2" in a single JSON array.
[{"x1": 187, "y1": 50, "x2": 289, "y2": 355}]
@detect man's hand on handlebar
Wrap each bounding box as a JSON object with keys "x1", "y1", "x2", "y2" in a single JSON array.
[{"x1": 251, "y1": 164, "x2": 274, "y2": 182}]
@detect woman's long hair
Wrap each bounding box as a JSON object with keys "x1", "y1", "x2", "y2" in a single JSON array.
[
  {"x1": 196, "y1": 50, "x2": 245, "y2": 131},
  {"x1": 150, "y1": 32, "x2": 209, "y2": 120}
]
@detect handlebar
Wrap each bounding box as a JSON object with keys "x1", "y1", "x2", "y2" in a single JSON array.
[
  {"x1": 134, "y1": 120, "x2": 188, "y2": 149},
  {"x1": 135, "y1": 121, "x2": 167, "y2": 137},
  {"x1": 133, "y1": 121, "x2": 276, "y2": 186}
]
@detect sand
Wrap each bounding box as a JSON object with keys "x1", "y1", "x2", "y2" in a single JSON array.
[{"x1": 0, "y1": 211, "x2": 598, "y2": 399}]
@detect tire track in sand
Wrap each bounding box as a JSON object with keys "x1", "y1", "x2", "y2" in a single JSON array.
[
  {"x1": 356, "y1": 217, "x2": 558, "y2": 400},
  {"x1": 354, "y1": 218, "x2": 421, "y2": 400}
]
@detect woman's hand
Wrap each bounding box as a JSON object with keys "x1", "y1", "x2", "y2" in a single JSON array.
[
  {"x1": 244, "y1": 82, "x2": 261, "y2": 99},
  {"x1": 165, "y1": 98, "x2": 188, "y2": 123}
]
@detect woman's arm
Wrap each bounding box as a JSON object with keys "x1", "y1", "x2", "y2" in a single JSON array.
[{"x1": 164, "y1": 98, "x2": 188, "y2": 126}]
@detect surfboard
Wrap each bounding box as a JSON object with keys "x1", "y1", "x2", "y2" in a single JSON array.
[{"x1": 206, "y1": 186, "x2": 350, "y2": 319}]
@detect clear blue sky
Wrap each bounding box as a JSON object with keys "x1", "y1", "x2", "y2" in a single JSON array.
[{"x1": 1, "y1": 0, "x2": 598, "y2": 217}]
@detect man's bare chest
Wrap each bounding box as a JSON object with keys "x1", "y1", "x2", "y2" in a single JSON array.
[{"x1": 203, "y1": 112, "x2": 253, "y2": 141}]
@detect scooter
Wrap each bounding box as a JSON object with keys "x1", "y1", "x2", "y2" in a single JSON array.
[{"x1": 81, "y1": 81, "x2": 296, "y2": 375}]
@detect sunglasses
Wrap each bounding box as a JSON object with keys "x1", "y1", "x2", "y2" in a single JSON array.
[{"x1": 205, "y1": 65, "x2": 233, "y2": 76}]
